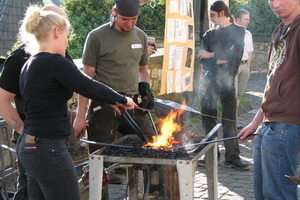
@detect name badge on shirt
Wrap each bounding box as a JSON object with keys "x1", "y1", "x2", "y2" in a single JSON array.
[{"x1": 131, "y1": 44, "x2": 142, "y2": 49}]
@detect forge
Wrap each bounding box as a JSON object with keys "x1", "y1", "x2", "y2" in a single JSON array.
[{"x1": 89, "y1": 124, "x2": 222, "y2": 200}]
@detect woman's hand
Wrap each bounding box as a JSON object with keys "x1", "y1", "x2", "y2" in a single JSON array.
[{"x1": 110, "y1": 97, "x2": 137, "y2": 115}]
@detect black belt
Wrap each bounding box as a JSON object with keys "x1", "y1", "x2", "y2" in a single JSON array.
[
  {"x1": 241, "y1": 60, "x2": 247, "y2": 65},
  {"x1": 118, "y1": 92, "x2": 139, "y2": 103}
]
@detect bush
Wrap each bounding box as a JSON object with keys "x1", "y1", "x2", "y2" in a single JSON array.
[
  {"x1": 230, "y1": 0, "x2": 281, "y2": 37},
  {"x1": 62, "y1": 0, "x2": 115, "y2": 58},
  {"x1": 139, "y1": 2, "x2": 165, "y2": 36}
]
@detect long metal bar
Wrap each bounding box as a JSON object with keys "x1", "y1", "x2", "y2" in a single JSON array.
[
  {"x1": 135, "y1": 106, "x2": 152, "y2": 112},
  {"x1": 147, "y1": 111, "x2": 159, "y2": 136},
  {"x1": 79, "y1": 139, "x2": 134, "y2": 149},
  {"x1": 180, "y1": 133, "x2": 258, "y2": 149}
]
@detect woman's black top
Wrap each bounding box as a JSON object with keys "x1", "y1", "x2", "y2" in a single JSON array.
[{"x1": 19, "y1": 52, "x2": 126, "y2": 139}]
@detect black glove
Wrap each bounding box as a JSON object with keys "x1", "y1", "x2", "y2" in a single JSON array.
[{"x1": 138, "y1": 82, "x2": 155, "y2": 110}]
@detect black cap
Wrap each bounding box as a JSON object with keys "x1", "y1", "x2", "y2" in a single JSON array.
[{"x1": 115, "y1": 0, "x2": 139, "y2": 17}]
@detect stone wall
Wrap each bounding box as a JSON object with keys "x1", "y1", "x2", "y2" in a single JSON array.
[{"x1": 251, "y1": 40, "x2": 271, "y2": 73}]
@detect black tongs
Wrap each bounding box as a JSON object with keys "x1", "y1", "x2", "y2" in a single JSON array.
[{"x1": 121, "y1": 109, "x2": 149, "y2": 143}]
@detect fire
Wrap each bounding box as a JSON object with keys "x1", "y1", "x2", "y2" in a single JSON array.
[{"x1": 145, "y1": 103, "x2": 186, "y2": 149}]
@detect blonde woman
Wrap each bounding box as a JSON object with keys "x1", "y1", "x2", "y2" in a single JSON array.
[{"x1": 15, "y1": 5, "x2": 135, "y2": 200}]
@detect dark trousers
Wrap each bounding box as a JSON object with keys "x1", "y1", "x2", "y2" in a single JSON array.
[
  {"x1": 13, "y1": 161, "x2": 28, "y2": 200},
  {"x1": 200, "y1": 72, "x2": 240, "y2": 162},
  {"x1": 16, "y1": 134, "x2": 80, "y2": 200},
  {"x1": 12, "y1": 131, "x2": 28, "y2": 200},
  {"x1": 87, "y1": 101, "x2": 154, "y2": 153}
]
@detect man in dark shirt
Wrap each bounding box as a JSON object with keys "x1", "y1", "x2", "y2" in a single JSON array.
[
  {"x1": 197, "y1": 1, "x2": 250, "y2": 170},
  {"x1": 0, "y1": 45, "x2": 28, "y2": 200}
]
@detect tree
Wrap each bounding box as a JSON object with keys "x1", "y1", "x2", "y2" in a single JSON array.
[
  {"x1": 62, "y1": 0, "x2": 114, "y2": 58},
  {"x1": 230, "y1": 0, "x2": 280, "y2": 38}
]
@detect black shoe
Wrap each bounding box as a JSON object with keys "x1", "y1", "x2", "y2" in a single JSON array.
[
  {"x1": 109, "y1": 174, "x2": 124, "y2": 184},
  {"x1": 224, "y1": 159, "x2": 251, "y2": 171}
]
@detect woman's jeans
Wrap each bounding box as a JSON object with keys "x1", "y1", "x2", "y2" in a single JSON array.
[
  {"x1": 16, "y1": 133, "x2": 80, "y2": 200},
  {"x1": 254, "y1": 122, "x2": 300, "y2": 200}
]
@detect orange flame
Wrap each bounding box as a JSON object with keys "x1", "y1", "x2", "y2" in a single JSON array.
[{"x1": 145, "y1": 102, "x2": 187, "y2": 149}]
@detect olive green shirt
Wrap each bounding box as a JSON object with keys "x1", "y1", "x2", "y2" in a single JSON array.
[{"x1": 82, "y1": 23, "x2": 148, "y2": 94}]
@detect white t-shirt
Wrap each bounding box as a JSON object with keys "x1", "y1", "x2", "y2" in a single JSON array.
[{"x1": 242, "y1": 29, "x2": 254, "y2": 61}]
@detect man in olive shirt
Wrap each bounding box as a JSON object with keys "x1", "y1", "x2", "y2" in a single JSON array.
[{"x1": 73, "y1": 0, "x2": 154, "y2": 152}]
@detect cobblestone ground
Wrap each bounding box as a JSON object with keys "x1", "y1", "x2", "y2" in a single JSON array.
[{"x1": 194, "y1": 72, "x2": 266, "y2": 200}]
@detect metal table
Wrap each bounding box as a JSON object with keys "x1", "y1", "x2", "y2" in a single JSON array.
[{"x1": 89, "y1": 124, "x2": 221, "y2": 200}]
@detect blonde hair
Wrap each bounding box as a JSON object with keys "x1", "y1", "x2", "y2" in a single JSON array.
[{"x1": 19, "y1": 5, "x2": 70, "y2": 54}]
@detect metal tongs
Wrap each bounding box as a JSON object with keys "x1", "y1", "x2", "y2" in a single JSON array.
[
  {"x1": 121, "y1": 109, "x2": 150, "y2": 143},
  {"x1": 180, "y1": 133, "x2": 258, "y2": 149}
]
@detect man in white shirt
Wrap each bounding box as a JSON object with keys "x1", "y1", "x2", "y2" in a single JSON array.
[{"x1": 234, "y1": 9, "x2": 254, "y2": 108}]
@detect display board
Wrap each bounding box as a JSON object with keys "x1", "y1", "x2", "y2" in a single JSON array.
[{"x1": 159, "y1": 0, "x2": 195, "y2": 95}]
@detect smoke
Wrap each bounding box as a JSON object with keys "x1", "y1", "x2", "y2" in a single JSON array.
[{"x1": 191, "y1": 68, "x2": 235, "y2": 111}]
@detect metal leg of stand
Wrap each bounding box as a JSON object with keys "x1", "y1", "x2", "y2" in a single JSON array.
[
  {"x1": 176, "y1": 160, "x2": 196, "y2": 200},
  {"x1": 89, "y1": 155, "x2": 104, "y2": 200}
]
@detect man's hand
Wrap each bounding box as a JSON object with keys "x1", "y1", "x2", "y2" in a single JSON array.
[
  {"x1": 238, "y1": 124, "x2": 258, "y2": 141},
  {"x1": 138, "y1": 82, "x2": 155, "y2": 110},
  {"x1": 73, "y1": 116, "x2": 87, "y2": 139},
  {"x1": 197, "y1": 50, "x2": 214, "y2": 59},
  {"x1": 148, "y1": 44, "x2": 157, "y2": 56}
]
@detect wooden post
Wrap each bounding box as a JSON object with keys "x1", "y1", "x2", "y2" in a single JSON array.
[
  {"x1": 164, "y1": 165, "x2": 180, "y2": 200},
  {"x1": 205, "y1": 143, "x2": 218, "y2": 199},
  {"x1": 128, "y1": 167, "x2": 139, "y2": 199}
]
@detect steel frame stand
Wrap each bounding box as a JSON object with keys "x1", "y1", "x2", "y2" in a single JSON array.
[{"x1": 89, "y1": 124, "x2": 221, "y2": 200}]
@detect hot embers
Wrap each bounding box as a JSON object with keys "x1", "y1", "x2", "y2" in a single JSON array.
[{"x1": 102, "y1": 137, "x2": 198, "y2": 159}]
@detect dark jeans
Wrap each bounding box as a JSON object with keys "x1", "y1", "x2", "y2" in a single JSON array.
[
  {"x1": 200, "y1": 72, "x2": 240, "y2": 162},
  {"x1": 87, "y1": 101, "x2": 155, "y2": 153},
  {"x1": 12, "y1": 131, "x2": 28, "y2": 200},
  {"x1": 16, "y1": 134, "x2": 80, "y2": 200},
  {"x1": 13, "y1": 161, "x2": 28, "y2": 200}
]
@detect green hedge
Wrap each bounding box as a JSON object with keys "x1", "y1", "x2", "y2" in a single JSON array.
[
  {"x1": 62, "y1": 0, "x2": 115, "y2": 58},
  {"x1": 229, "y1": 0, "x2": 281, "y2": 37},
  {"x1": 139, "y1": 2, "x2": 165, "y2": 36}
]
